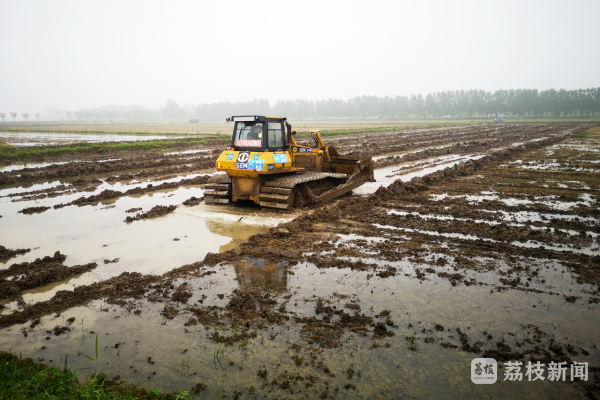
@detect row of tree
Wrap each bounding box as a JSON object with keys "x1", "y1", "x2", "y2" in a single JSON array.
[
  {"x1": 3, "y1": 88, "x2": 599, "y2": 122},
  {"x1": 0, "y1": 112, "x2": 40, "y2": 122},
  {"x1": 0, "y1": 111, "x2": 82, "y2": 122},
  {"x1": 195, "y1": 88, "x2": 600, "y2": 120}
]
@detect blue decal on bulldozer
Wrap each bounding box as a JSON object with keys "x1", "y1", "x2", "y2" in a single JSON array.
[
  {"x1": 248, "y1": 159, "x2": 264, "y2": 170},
  {"x1": 236, "y1": 162, "x2": 247, "y2": 169},
  {"x1": 267, "y1": 164, "x2": 274, "y2": 170},
  {"x1": 273, "y1": 154, "x2": 288, "y2": 163},
  {"x1": 252, "y1": 154, "x2": 260, "y2": 160},
  {"x1": 226, "y1": 153, "x2": 234, "y2": 161}
]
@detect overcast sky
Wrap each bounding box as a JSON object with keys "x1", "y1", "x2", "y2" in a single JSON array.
[{"x1": 1, "y1": 0, "x2": 599, "y2": 112}]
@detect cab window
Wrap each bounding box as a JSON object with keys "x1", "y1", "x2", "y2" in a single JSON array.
[
  {"x1": 234, "y1": 122, "x2": 263, "y2": 147},
  {"x1": 267, "y1": 122, "x2": 284, "y2": 148}
]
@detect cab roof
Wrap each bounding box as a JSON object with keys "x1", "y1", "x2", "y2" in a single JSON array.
[{"x1": 229, "y1": 116, "x2": 286, "y2": 122}]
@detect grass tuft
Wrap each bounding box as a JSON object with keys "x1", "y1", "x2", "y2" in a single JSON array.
[{"x1": 0, "y1": 351, "x2": 198, "y2": 399}]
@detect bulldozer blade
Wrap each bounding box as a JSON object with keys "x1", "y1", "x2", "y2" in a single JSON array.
[{"x1": 312, "y1": 173, "x2": 369, "y2": 204}]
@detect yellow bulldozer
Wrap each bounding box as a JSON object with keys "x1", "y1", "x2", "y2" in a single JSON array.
[{"x1": 204, "y1": 116, "x2": 375, "y2": 210}]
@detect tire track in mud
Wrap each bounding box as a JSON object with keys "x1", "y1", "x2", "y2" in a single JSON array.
[
  {"x1": 0, "y1": 151, "x2": 220, "y2": 187},
  {"x1": 16, "y1": 175, "x2": 211, "y2": 214}
]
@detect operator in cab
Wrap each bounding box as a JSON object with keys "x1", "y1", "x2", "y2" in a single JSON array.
[{"x1": 248, "y1": 124, "x2": 263, "y2": 140}]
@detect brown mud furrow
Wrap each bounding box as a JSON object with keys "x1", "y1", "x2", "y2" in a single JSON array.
[
  {"x1": 0, "y1": 152, "x2": 219, "y2": 186},
  {"x1": 0, "y1": 251, "x2": 98, "y2": 301},
  {"x1": 0, "y1": 272, "x2": 160, "y2": 328},
  {"x1": 26, "y1": 175, "x2": 212, "y2": 212},
  {"x1": 0, "y1": 245, "x2": 30, "y2": 263}
]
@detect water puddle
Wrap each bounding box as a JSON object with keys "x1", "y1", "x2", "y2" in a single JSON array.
[
  {"x1": 0, "y1": 132, "x2": 183, "y2": 146},
  {"x1": 0, "y1": 161, "x2": 70, "y2": 172},
  {"x1": 372, "y1": 144, "x2": 453, "y2": 162},
  {"x1": 0, "y1": 181, "x2": 295, "y2": 304},
  {"x1": 177, "y1": 203, "x2": 296, "y2": 227},
  {"x1": 431, "y1": 192, "x2": 597, "y2": 211},
  {"x1": 373, "y1": 223, "x2": 599, "y2": 255},
  {"x1": 355, "y1": 154, "x2": 485, "y2": 195}
]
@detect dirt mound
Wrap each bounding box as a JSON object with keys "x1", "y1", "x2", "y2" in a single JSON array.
[
  {"x1": 185, "y1": 286, "x2": 288, "y2": 346},
  {"x1": 47, "y1": 175, "x2": 210, "y2": 212},
  {"x1": 71, "y1": 179, "x2": 102, "y2": 186},
  {"x1": 0, "y1": 271, "x2": 159, "y2": 328},
  {"x1": 125, "y1": 205, "x2": 177, "y2": 222},
  {"x1": 293, "y1": 298, "x2": 390, "y2": 348},
  {"x1": 225, "y1": 287, "x2": 283, "y2": 325},
  {"x1": 0, "y1": 245, "x2": 30, "y2": 263},
  {"x1": 171, "y1": 284, "x2": 192, "y2": 303},
  {"x1": 0, "y1": 251, "x2": 97, "y2": 301},
  {"x1": 72, "y1": 189, "x2": 122, "y2": 206},
  {"x1": 18, "y1": 206, "x2": 50, "y2": 215},
  {"x1": 0, "y1": 251, "x2": 67, "y2": 278},
  {"x1": 182, "y1": 196, "x2": 204, "y2": 206}
]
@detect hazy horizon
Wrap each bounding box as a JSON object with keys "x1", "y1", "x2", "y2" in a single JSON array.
[{"x1": 1, "y1": 0, "x2": 599, "y2": 113}]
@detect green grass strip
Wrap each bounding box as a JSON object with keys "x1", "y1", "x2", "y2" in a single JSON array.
[
  {"x1": 0, "y1": 351, "x2": 201, "y2": 399},
  {"x1": 0, "y1": 137, "x2": 230, "y2": 161},
  {"x1": 0, "y1": 352, "x2": 134, "y2": 399}
]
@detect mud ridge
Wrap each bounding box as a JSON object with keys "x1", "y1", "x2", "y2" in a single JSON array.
[
  {"x1": 125, "y1": 205, "x2": 177, "y2": 222},
  {"x1": 0, "y1": 252, "x2": 97, "y2": 301},
  {"x1": 0, "y1": 245, "x2": 30, "y2": 263}
]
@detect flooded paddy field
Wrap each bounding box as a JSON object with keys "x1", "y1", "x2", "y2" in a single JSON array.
[
  {"x1": 0, "y1": 120, "x2": 480, "y2": 136},
  {"x1": 0, "y1": 132, "x2": 189, "y2": 147},
  {"x1": 1, "y1": 122, "x2": 599, "y2": 399}
]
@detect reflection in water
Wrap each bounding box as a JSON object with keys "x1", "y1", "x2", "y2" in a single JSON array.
[
  {"x1": 234, "y1": 257, "x2": 288, "y2": 291},
  {"x1": 202, "y1": 219, "x2": 264, "y2": 253}
]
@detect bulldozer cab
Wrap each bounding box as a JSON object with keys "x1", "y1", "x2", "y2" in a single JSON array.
[{"x1": 229, "y1": 116, "x2": 287, "y2": 152}]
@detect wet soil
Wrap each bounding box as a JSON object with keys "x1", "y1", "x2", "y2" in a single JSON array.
[
  {"x1": 18, "y1": 206, "x2": 51, "y2": 214},
  {"x1": 1, "y1": 122, "x2": 599, "y2": 398},
  {"x1": 0, "y1": 245, "x2": 30, "y2": 263},
  {"x1": 181, "y1": 196, "x2": 204, "y2": 206},
  {"x1": 125, "y1": 205, "x2": 177, "y2": 222},
  {"x1": 0, "y1": 252, "x2": 97, "y2": 302},
  {"x1": 50, "y1": 175, "x2": 210, "y2": 211}
]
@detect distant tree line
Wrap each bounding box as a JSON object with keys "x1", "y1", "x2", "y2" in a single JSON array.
[
  {"x1": 3, "y1": 88, "x2": 598, "y2": 122},
  {"x1": 196, "y1": 88, "x2": 600, "y2": 120},
  {"x1": 74, "y1": 100, "x2": 196, "y2": 121}
]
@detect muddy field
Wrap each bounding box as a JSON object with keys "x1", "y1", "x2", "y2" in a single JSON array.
[
  {"x1": 0, "y1": 122, "x2": 598, "y2": 399},
  {"x1": 0, "y1": 120, "x2": 456, "y2": 136}
]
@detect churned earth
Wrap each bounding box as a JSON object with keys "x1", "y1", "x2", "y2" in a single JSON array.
[{"x1": 0, "y1": 122, "x2": 598, "y2": 399}]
